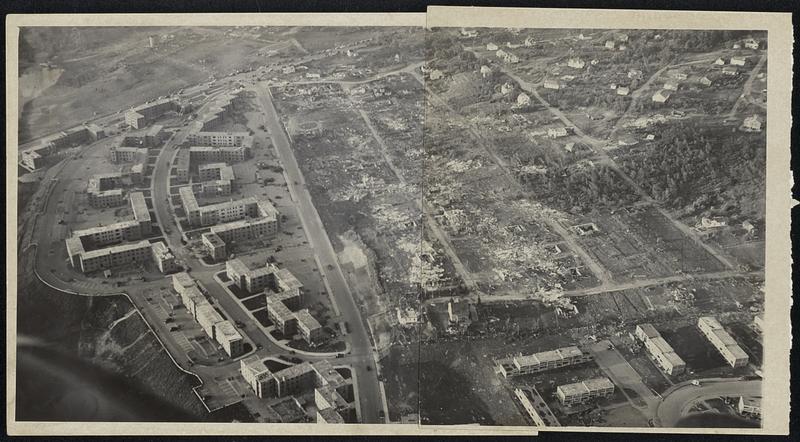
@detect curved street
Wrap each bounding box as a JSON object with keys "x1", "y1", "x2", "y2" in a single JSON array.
[{"x1": 655, "y1": 378, "x2": 761, "y2": 427}]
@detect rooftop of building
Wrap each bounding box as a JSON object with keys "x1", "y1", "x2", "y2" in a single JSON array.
[
  {"x1": 274, "y1": 361, "x2": 315, "y2": 380},
  {"x1": 267, "y1": 297, "x2": 295, "y2": 321},
  {"x1": 151, "y1": 241, "x2": 173, "y2": 259},
  {"x1": 275, "y1": 268, "x2": 302, "y2": 292},
  {"x1": 514, "y1": 345, "x2": 585, "y2": 368},
  {"x1": 202, "y1": 232, "x2": 226, "y2": 247},
  {"x1": 199, "y1": 162, "x2": 229, "y2": 171},
  {"x1": 173, "y1": 271, "x2": 195, "y2": 289},
  {"x1": 637, "y1": 323, "x2": 661, "y2": 339},
  {"x1": 215, "y1": 320, "x2": 243, "y2": 341},
  {"x1": 241, "y1": 355, "x2": 271, "y2": 377},
  {"x1": 210, "y1": 216, "x2": 272, "y2": 234},
  {"x1": 80, "y1": 240, "x2": 151, "y2": 260},
  {"x1": 226, "y1": 258, "x2": 252, "y2": 276},
  {"x1": 132, "y1": 97, "x2": 177, "y2": 112},
  {"x1": 698, "y1": 316, "x2": 724, "y2": 329},
  {"x1": 65, "y1": 236, "x2": 85, "y2": 255},
  {"x1": 257, "y1": 200, "x2": 280, "y2": 219},
  {"x1": 317, "y1": 407, "x2": 345, "y2": 424},
  {"x1": 200, "y1": 196, "x2": 259, "y2": 213},
  {"x1": 129, "y1": 192, "x2": 150, "y2": 221},
  {"x1": 312, "y1": 360, "x2": 346, "y2": 387},
  {"x1": 178, "y1": 186, "x2": 199, "y2": 212},
  {"x1": 294, "y1": 309, "x2": 322, "y2": 330},
  {"x1": 72, "y1": 219, "x2": 141, "y2": 239},
  {"x1": 558, "y1": 377, "x2": 614, "y2": 395},
  {"x1": 195, "y1": 301, "x2": 224, "y2": 325}
]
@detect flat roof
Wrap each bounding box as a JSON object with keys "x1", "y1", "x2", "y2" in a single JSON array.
[
  {"x1": 195, "y1": 302, "x2": 224, "y2": 325},
  {"x1": 241, "y1": 355, "x2": 270, "y2": 376},
  {"x1": 559, "y1": 377, "x2": 613, "y2": 396},
  {"x1": 129, "y1": 192, "x2": 150, "y2": 222},
  {"x1": 211, "y1": 217, "x2": 271, "y2": 234},
  {"x1": 295, "y1": 309, "x2": 322, "y2": 330},
  {"x1": 200, "y1": 196, "x2": 258, "y2": 213},
  {"x1": 179, "y1": 186, "x2": 199, "y2": 212},
  {"x1": 258, "y1": 200, "x2": 279, "y2": 219},
  {"x1": 72, "y1": 220, "x2": 141, "y2": 239},
  {"x1": 173, "y1": 271, "x2": 195, "y2": 289},
  {"x1": 175, "y1": 149, "x2": 191, "y2": 169},
  {"x1": 151, "y1": 241, "x2": 172, "y2": 259},
  {"x1": 275, "y1": 268, "x2": 302, "y2": 292},
  {"x1": 133, "y1": 97, "x2": 176, "y2": 112},
  {"x1": 226, "y1": 258, "x2": 251, "y2": 275},
  {"x1": 65, "y1": 236, "x2": 85, "y2": 255},
  {"x1": 215, "y1": 320, "x2": 243, "y2": 342},
  {"x1": 267, "y1": 297, "x2": 295, "y2": 321},
  {"x1": 317, "y1": 407, "x2": 345, "y2": 424},
  {"x1": 557, "y1": 382, "x2": 588, "y2": 396},
  {"x1": 199, "y1": 162, "x2": 229, "y2": 170},
  {"x1": 514, "y1": 345, "x2": 584, "y2": 368},
  {"x1": 181, "y1": 285, "x2": 205, "y2": 304},
  {"x1": 312, "y1": 360, "x2": 345, "y2": 387},
  {"x1": 274, "y1": 361, "x2": 315, "y2": 380},
  {"x1": 699, "y1": 316, "x2": 724, "y2": 329},
  {"x1": 637, "y1": 323, "x2": 660, "y2": 339},
  {"x1": 202, "y1": 232, "x2": 225, "y2": 247},
  {"x1": 583, "y1": 377, "x2": 615, "y2": 391},
  {"x1": 80, "y1": 240, "x2": 151, "y2": 260}
]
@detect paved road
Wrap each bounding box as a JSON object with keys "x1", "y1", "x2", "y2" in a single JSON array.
[
  {"x1": 424, "y1": 268, "x2": 764, "y2": 306},
  {"x1": 253, "y1": 83, "x2": 383, "y2": 423},
  {"x1": 149, "y1": 103, "x2": 290, "y2": 362},
  {"x1": 589, "y1": 340, "x2": 659, "y2": 414},
  {"x1": 655, "y1": 378, "x2": 761, "y2": 427}
]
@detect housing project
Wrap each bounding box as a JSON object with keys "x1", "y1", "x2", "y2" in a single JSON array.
[{"x1": 14, "y1": 24, "x2": 772, "y2": 431}]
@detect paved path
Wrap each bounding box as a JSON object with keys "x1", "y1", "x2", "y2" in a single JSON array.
[
  {"x1": 253, "y1": 83, "x2": 383, "y2": 423},
  {"x1": 589, "y1": 340, "x2": 659, "y2": 415}
]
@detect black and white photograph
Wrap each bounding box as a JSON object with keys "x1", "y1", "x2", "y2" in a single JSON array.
[{"x1": 7, "y1": 8, "x2": 793, "y2": 437}]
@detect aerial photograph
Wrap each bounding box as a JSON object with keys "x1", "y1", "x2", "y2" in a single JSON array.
[{"x1": 14, "y1": 24, "x2": 766, "y2": 430}]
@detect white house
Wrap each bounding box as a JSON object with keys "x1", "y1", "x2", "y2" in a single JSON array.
[
  {"x1": 652, "y1": 90, "x2": 671, "y2": 103},
  {"x1": 548, "y1": 127, "x2": 568, "y2": 138},
  {"x1": 743, "y1": 115, "x2": 762, "y2": 132},
  {"x1": 730, "y1": 56, "x2": 747, "y2": 66},
  {"x1": 722, "y1": 67, "x2": 739, "y2": 76},
  {"x1": 517, "y1": 93, "x2": 531, "y2": 107},
  {"x1": 543, "y1": 79, "x2": 561, "y2": 90},
  {"x1": 616, "y1": 87, "x2": 630, "y2": 96},
  {"x1": 567, "y1": 58, "x2": 586, "y2": 69}
]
